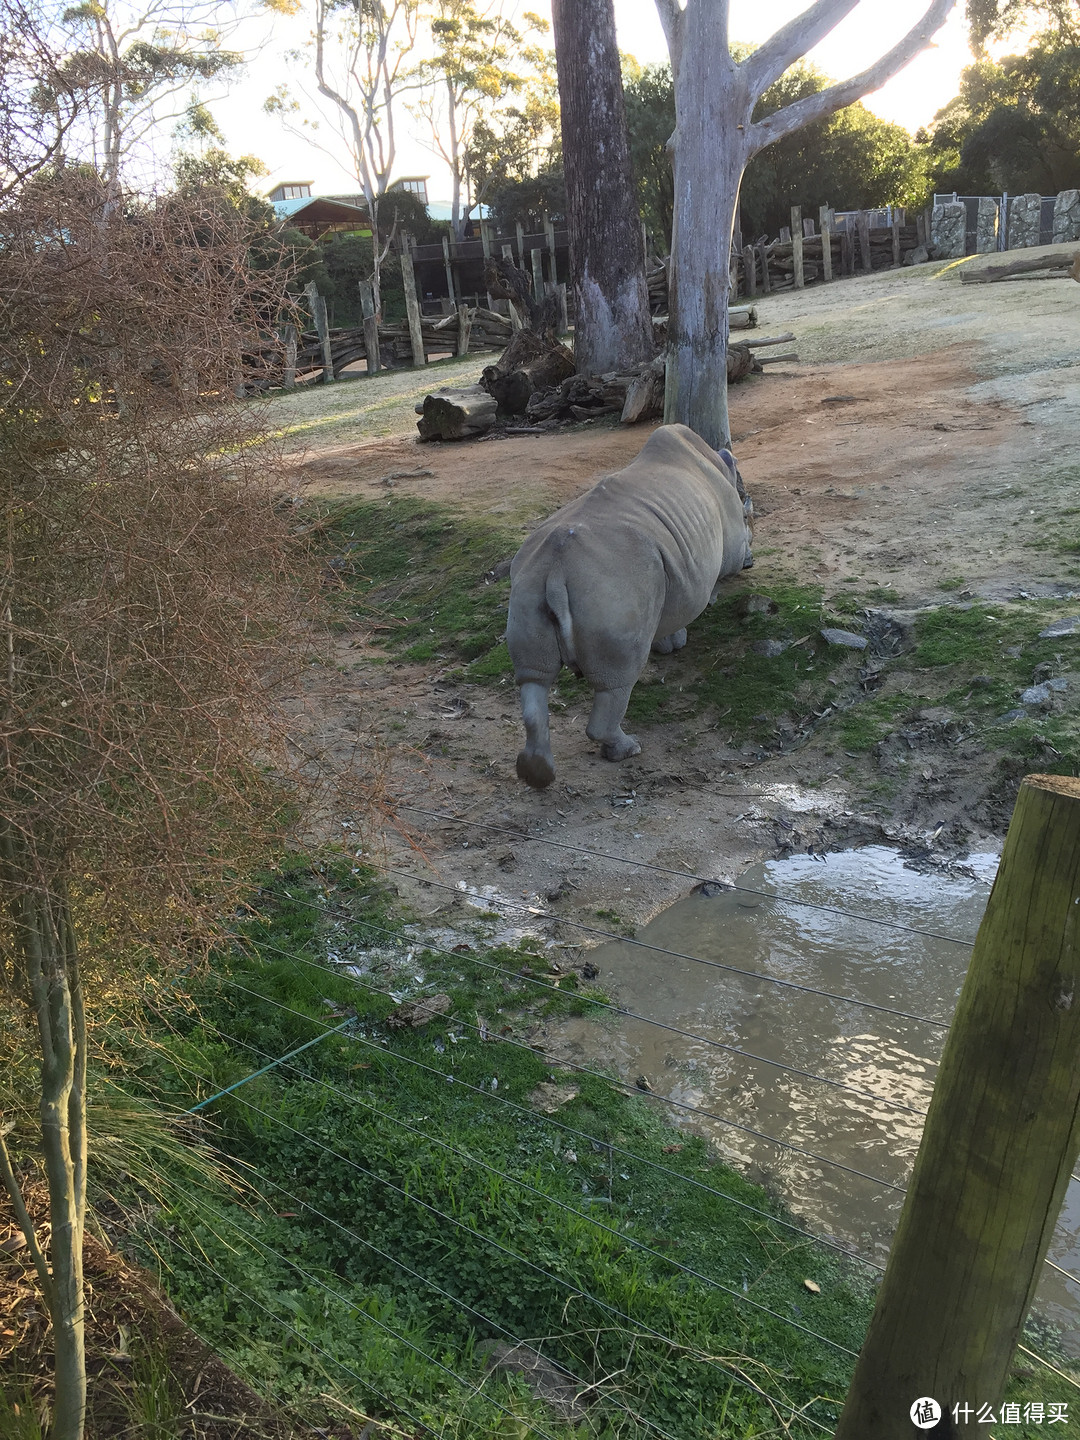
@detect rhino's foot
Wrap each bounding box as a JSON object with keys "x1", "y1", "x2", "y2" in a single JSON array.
[
  {"x1": 517, "y1": 750, "x2": 556, "y2": 789},
  {"x1": 600, "y1": 733, "x2": 641, "y2": 763},
  {"x1": 652, "y1": 628, "x2": 687, "y2": 656}
]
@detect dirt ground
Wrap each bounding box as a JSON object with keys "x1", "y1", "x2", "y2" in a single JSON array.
[{"x1": 284, "y1": 249, "x2": 1080, "y2": 932}]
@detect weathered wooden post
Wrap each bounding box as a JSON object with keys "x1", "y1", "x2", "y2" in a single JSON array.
[
  {"x1": 456, "y1": 303, "x2": 472, "y2": 357},
  {"x1": 400, "y1": 246, "x2": 426, "y2": 368},
  {"x1": 555, "y1": 281, "x2": 569, "y2": 335},
  {"x1": 836, "y1": 773, "x2": 1080, "y2": 1439},
  {"x1": 303, "y1": 280, "x2": 334, "y2": 384},
  {"x1": 742, "y1": 244, "x2": 757, "y2": 297},
  {"x1": 891, "y1": 207, "x2": 903, "y2": 266},
  {"x1": 857, "y1": 210, "x2": 873, "y2": 273},
  {"x1": 480, "y1": 218, "x2": 497, "y2": 310},
  {"x1": 841, "y1": 225, "x2": 856, "y2": 277},
  {"x1": 543, "y1": 212, "x2": 558, "y2": 284},
  {"x1": 282, "y1": 323, "x2": 297, "y2": 391},
  {"x1": 442, "y1": 234, "x2": 457, "y2": 310},
  {"x1": 758, "y1": 241, "x2": 771, "y2": 293},
  {"x1": 515, "y1": 220, "x2": 526, "y2": 269},
  {"x1": 358, "y1": 281, "x2": 381, "y2": 375},
  {"x1": 530, "y1": 247, "x2": 545, "y2": 306},
  {"x1": 501, "y1": 243, "x2": 523, "y2": 329},
  {"x1": 791, "y1": 205, "x2": 804, "y2": 289},
  {"x1": 819, "y1": 206, "x2": 834, "y2": 283}
]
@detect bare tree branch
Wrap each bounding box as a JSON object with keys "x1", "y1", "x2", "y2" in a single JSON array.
[
  {"x1": 653, "y1": 0, "x2": 684, "y2": 52},
  {"x1": 743, "y1": 0, "x2": 861, "y2": 97},
  {"x1": 746, "y1": 0, "x2": 957, "y2": 156}
]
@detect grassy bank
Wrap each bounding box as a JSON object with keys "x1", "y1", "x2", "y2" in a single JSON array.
[{"x1": 125, "y1": 861, "x2": 876, "y2": 1438}]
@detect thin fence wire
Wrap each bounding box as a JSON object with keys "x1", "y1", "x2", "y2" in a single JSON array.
[
  {"x1": 288, "y1": 897, "x2": 931, "y2": 1117},
  {"x1": 178, "y1": 1011, "x2": 859, "y2": 1359},
  {"x1": 142, "y1": 1223, "x2": 441, "y2": 1438},
  {"x1": 164, "y1": 1140, "x2": 681, "y2": 1440},
  {"x1": 154, "y1": 1211, "x2": 571, "y2": 1440},
  {"x1": 170, "y1": 1071, "x2": 837, "y2": 1435},
  {"x1": 185, "y1": 1005, "x2": 886, "y2": 1273},
  {"x1": 392, "y1": 802, "x2": 982, "y2": 950},
  {"x1": 375, "y1": 867, "x2": 957, "y2": 1030},
  {"x1": 218, "y1": 944, "x2": 908, "y2": 1194}
]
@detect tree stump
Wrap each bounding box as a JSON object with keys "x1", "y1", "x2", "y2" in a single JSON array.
[{"x1": 416, "y1": 387, "x2": 497, "y2": 441}]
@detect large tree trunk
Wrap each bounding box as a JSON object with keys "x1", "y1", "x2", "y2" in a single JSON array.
[
  {"x1": 550, "y1": 0, "x2": 654, "y2": 376},
  {"x1": 665, "y1": 12, "x2": 752, "y2": 449}
]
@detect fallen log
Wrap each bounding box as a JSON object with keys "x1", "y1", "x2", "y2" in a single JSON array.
[
  {"x1": 960, "y1": 251, "x2": 1080, "y2": 284},
  {"x1": 416, "y1": 387, "x2": 497, "y2": 441},
  {"x1": 620, "y1": 355, "x2": 666, "y2": 424}
]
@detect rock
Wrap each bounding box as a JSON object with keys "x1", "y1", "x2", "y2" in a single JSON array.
[
  {"x1": 385, "y1": 994, "x2": 452, "y2": 1029},
  {"x1": 475, "y1": 1342, "x2": 586, "y2": 1424},
  {"x1": 820, "y1": 627, "x2": 868, "y2": 650},
  {"x1": 529, "y1": 1082, "x2": 580, "y2": 1113},
  {"x1": 864, "y1": 609, "x2": 917, "y2": 657},
  {"x1": 1007, "y1": 193, "x2": 1042, "y2": 249},
  {"x1": 930, "y1": 202, "x2": 966, "y2": 259},
  {"x1": 996, "y1": 708, "x2": 1026, "y2": 724},
  {"x1": 1038, "y1": 616, "x2": 1080, "y2": 638},
  {"x1": 736, "y1": 593, "x2": 779, "y2": 617},
  {"x1": 1032, "y1": 661, "x2": 1055, "y2": 683},
  {"x1": 976, "y1": 197, "x2": 1000, "y2": 253},
  {"x1": 1020, "y1": 684, "x2": 1054, "y2": 707},
  {"x1": 1048, "y1": 677, "x2": 1068, "y2": 692},
  {"x1": 752, "y1": 638, "x2": 787, "y2": 657},
  {"x1": 903, "y1": 243, "x2": 930, "y2": 267},
  {"x1": 1052, "y1": 189, "x2": 1080, "y2": 244}
]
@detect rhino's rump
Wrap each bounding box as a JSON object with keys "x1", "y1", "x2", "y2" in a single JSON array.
[{"x1": 507, "y1": 480, "x2": 727, "y2": 693}]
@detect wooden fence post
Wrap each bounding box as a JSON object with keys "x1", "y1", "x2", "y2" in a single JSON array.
[
  {"x1": 543, "y1": 212, "x2": 558, "y2": 283},
  {"x1": 819, "y1": 206, "x2": 833, "y2": 283},
  {"x1": 501, "y1": 243, "x2": 523, "y2": 329},
  {"x1": 530, "y1": 247, "x2": 545, "y2": 305},
  {"x1": 400, "y1": 247, "x2": 426, "y2": 368},
  {"x1": 456, "y1": 303, "x2": 472, "y2": 357},
  {"x1": 891, "y1": 208, "x2": 902, "y2": 267},
  {"x1": 841, "y1": 226, "x2": 856, "y2": 277},
  {"x1": 515, "y1": 221, "x2": 526, "y2": 268},
  {"x1": 282, "y1": 323, "x2": 297, "y2": 391},
  {"x1": 835, "y1": 773, "x2": 1080, "y2": 1439},
  {"x1": 857, "y1": 210, "x2": 873, "y2": 273},
  {"x1": 555, "y1": 281, "x2": 568, "y2": 335},
  {"x1": 442, "y1": 234, "x2": 457, "y2": 309},
  {"x1": 791, "y1": 205, "x2": 804, "y2": 289},
  {"x1": 742, "y1": 244, "x2": 757, "y2": 297},
  {"x1": 303, "y1": 280, "x2": 334, "y2": 384},
  {"x1": 758, "y1": 241, "x2": 771, "y2": 293},
  {"x1": 481, "y1": 219, "x2": 497, "y2": 309},
  {"x1": 359, "y1": 281, "x2": 380, "y2": 375}
]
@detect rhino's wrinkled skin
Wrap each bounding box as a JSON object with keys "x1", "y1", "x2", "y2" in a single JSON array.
[{"x1": 507, "y1": 423, "x2": 754, "y2": 789}]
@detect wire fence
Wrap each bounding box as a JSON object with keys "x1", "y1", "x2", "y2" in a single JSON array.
[{"x1": 139, "y1": 821, "x2": 1080, "y2": 1435}]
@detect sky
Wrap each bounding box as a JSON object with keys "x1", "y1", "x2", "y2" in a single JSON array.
[{"x1": 208, "y1": 1, "x2": 977, "y2": 204}]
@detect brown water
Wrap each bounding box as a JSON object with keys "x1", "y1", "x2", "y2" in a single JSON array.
[{"x1": 552, "y1": 845, "x2": 1080, "y2": 1353}]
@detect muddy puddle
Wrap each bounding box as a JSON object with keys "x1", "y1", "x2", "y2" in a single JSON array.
[{"x1": 552, "y1": 845, "x2": 1080, "y2": 1352}]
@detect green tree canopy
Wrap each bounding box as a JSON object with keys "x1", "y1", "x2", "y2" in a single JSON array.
[
  {"x1": 925, "y1": 34, "x2": 1080, "y2": 194},
  {"x1": 623, "y1": 59, "x2": 927, "y2": 247}
]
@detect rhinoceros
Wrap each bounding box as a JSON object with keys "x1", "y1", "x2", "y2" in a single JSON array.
[{"x1": 506, "y1": 423, "x2": 754, "y2": 789}]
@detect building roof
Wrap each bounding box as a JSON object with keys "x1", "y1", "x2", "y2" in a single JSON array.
[{"x1": 272, "y1": 195, "x2": 373, "y2": 238}]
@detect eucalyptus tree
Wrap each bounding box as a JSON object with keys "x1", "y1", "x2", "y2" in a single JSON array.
[
  {"x1": 551, "y1": 0, "x2": 654, "y2": 375},
  {"x1": 653, "y1": 0, "x2": 957, "y2": 447},
  {"x1": 266, "y1": 0, "x2": 424, "y2": 311},
  {"x1": 412, "y1": 0, "x2": 552, "y2": 238}
]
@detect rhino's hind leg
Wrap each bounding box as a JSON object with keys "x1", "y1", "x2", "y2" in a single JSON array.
[
  {"x1": 652, "y1": 628, "x2": 687, "y2": 655},
  {"x1": 586, "y1": 685, "x2": 641, "y2": 763},
  {"x1": 516, "y1": 681, "x2": 556, "y2": 788}
]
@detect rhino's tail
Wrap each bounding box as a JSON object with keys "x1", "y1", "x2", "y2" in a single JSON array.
[{"x1": 544, "y1": 572, "x2": 577, "y2": 672}]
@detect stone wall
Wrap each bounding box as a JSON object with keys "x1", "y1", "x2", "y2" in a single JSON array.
[
  {"x1": 1053, "y1": 190, "x2": 1080, "y2": 244},
  {"x1": 1007, "y1": 193, "x2": 1041, "y2": 248},
  {"x1": 931, "y1": 202, "x2": 966, "y2": 259},
  {"x1": 975, "y1": 198, "x2": 999, "y2": 253}
]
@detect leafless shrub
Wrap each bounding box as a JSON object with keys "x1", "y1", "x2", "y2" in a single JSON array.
[{"x1": 0, "y1": 166, "x2": 320, "y2": 1439}]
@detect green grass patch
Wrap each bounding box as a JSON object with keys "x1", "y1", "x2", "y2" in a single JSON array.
[
  {"x1": 322, "y1": 496, "x2": 518, "y2": 670},
  {"x1": 115, "y1": 860, "x2": 878, "y2": 1438}
]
